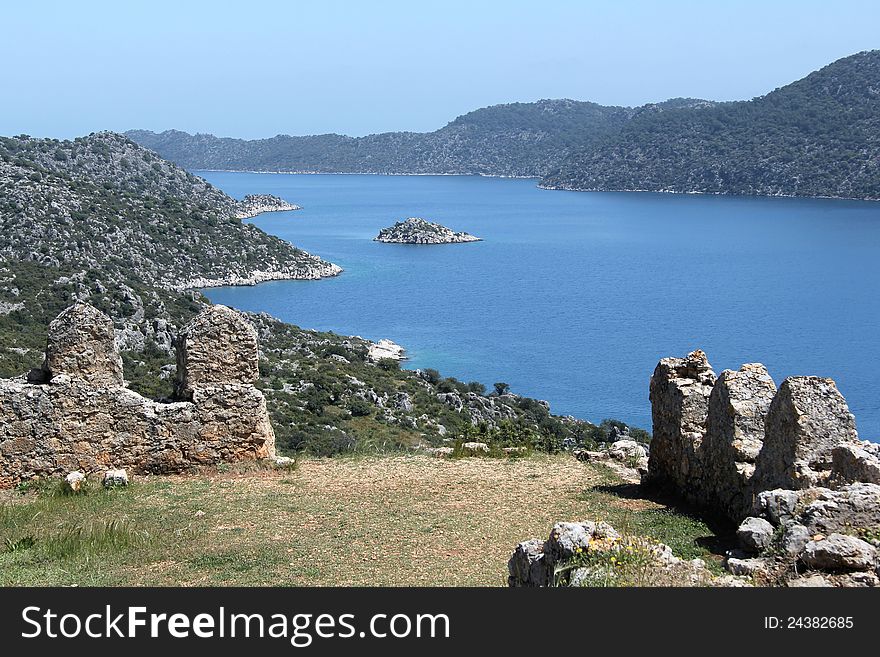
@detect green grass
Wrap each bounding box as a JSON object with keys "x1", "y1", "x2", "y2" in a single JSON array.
[{"x1": 0, "y1": 454, "x2": 726, "y2": 586}]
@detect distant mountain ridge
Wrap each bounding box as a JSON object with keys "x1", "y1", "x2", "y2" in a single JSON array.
[{"x1": 128, "y1": 51, "x2": 880, "y2": 200}]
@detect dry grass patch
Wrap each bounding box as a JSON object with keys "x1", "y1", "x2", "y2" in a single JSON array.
[{"x1": 0, "y1": 454, "x2": 723, "y2": 586}]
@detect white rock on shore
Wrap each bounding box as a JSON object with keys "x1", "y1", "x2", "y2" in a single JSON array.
[{"x1": 368, "y1": 339, "x2": 406, "y2": 361}]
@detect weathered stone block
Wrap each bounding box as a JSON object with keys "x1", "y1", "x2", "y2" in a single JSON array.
[
  {"x1": 645, "y1": 350, "x2": 716, "y2": 493},
  {"x1": 176, "y1": 305, "x2": 260, "y2": 398},
  {"x1": 753, "y1": 376, "x2": 860, "y2": 491},
  {"x1": 703, "y1": 363, "x2": 777, "y2": 518},
  {"x1": 43, "y1": 303, "x2": 124, "y2": 387}
]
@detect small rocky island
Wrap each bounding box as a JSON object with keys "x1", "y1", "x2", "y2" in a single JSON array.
[
  {"x1": 374, "y1": 217, "x2": 481, "y2": 244},
  {"x1": 235, "y1": 194, "x2": 302, "y2": 219}
]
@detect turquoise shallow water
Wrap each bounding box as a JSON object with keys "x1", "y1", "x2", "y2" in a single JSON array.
[{"x1": 199, "y1": 172, "x2": 880, "y2": 440}]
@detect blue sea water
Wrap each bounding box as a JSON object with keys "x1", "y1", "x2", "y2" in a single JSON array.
[{"x1": 199, "y1": 172, "x2": 880, "y2": 440}]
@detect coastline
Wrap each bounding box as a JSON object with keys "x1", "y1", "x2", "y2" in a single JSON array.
[{"x1": 196, "y1": 168, "x2": 880, "y2": 203}]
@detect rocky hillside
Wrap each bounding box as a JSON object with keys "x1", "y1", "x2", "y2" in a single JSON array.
[
  {"x1": 127, "y1": 100, "x2": 630, "y2": 177},
  {"x1": 0, "y1": 132, "x2": 339, "y2": 294},
  {"x1": 374, "y1": 218, "x2": 481, "y2": 244},
  {"x1": 129, "y1": 51, "x2": 880, "y2": 200},
  {"x1": 544, "y1": 51, "x2": 880, "y2": 199}
]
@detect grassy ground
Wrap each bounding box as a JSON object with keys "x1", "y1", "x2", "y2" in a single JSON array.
[{"x1": 0, "y1": 454, "x2": 727, "y2": 586}]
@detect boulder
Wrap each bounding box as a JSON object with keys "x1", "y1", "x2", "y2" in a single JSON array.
[
  {"x1": 544, "y1": 521, "x2": 620, "y2": 564},
  {"x1": 102, "y1": 469, "x2": 128, "y2": 487},
  {"x1": 736, "y1": 517, "x2": 775, "y2": 553},
  {"x1": 507, "y1": 539, "x2": 549, "y2": 587},
  {"x1": 64, "y1": 471, "x2": 85, "y2": 493},
  {"x1": 801, "y1": 533, "x2": 877, "y2": 571},
  {"x1": 725, "y1": 556, "x2": 773, "y2": 578},
  {"x1": 796, "y1": 483, "x2": 880, "y2": 535},
  {"x1": 781, "y1": 523, "x2": 811, "y2": 557},
  {"x1": 831, "y1": 442, "x2": 880, "y2": 485},
  {"x1": 608, "y1": 439, "x2": 647, "y2": 461},
  {"x1": 755, "y1": 489, "x2": 801, "y2": 525},
  {"x1": 43, "y1": 303, "x2": 124, "y2": 387}
]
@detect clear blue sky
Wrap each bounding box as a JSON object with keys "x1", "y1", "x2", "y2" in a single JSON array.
[{"x1": 2, "y1": 0, "x2": 877, "y2": 139}]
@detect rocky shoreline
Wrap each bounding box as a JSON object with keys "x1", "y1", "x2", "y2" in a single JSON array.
[
  {"x1": 375, "y1": 217, "x2": 481, "y2": 244},
  {"x1": 181, "y1": 258, "x2": 343, "y2": 290}
]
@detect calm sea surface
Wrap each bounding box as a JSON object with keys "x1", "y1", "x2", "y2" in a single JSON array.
[{"x1": 199, "y1": 172, "x2": 880, "y2": 440}]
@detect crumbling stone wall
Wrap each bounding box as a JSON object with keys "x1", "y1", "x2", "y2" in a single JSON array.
[
  {"x1": 702, "y1": 363, "x2": 777, "y2": 519},
  {"x1": 647, "y1": 350, "x2": 875, "y2": 523},
  {"x1": 752, "y1": 376, "x2": 860, "y2": 491},
  {"x1": 0, "y1": 303, "x2": 275, "y2": 488},
  {"x1": 645, "y1": 350, "x2": 716, "y2": 494}
]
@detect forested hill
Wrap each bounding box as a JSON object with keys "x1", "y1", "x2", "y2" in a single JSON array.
[
  {"x1": 543, "y1": 50, "x2": 880, "y2": 199},
  {"x1": 127, "y1": 100, "x2": 631, "y2": 177},
  {"x1": 129, "y1": 51, "x2": 880, "y2": 200}
]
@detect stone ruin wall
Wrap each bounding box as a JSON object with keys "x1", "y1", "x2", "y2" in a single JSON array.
[
  {"x1": 646, "y1": 350, "x2": 878, "y2": 522},
  {"x1": 0, "y1": 303, "x2": 276, "y2": 488}
]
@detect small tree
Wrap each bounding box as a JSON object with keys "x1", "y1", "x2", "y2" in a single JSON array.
[{"x1": 494, "y1": 382, "x2": 510, "y2": 396}]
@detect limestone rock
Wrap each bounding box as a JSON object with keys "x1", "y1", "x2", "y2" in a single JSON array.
[
  {"x1": 801, "y1": 533, "x2": 877, "y2": 571},
  {"x1": 43, "y1": 303, "x2": 124, "y2": 387},
  {"x1": 102, "y1": 469, "x2": 128, "y2": 487},
  {"x1": 507, "y1": 539, "x2": 549, "y2": 587},
  {"x1": 545, "y1": 521, "x2": 620, "y2": 565},
  {"x1": 781, "y1": 523, "x2": 811, "y2": 556},
  {"x1": 65, "y1": 471, "x2": 85, "y2": 493},
  {"x1": 786, "y1": 573, "x2": 835, "y2": 587},
  {"x1": 831, "y1": 442, "x2": 880, "y2": 485},
  {"x1": 176, "y1": 305, "x2": 259, "y2": 397},
  {"x1": 736, "y1": 517, "x2": 775, "y2": 553},
  {"x1": 755, "y1": 489, "x2": 801, "y2": 525},
  {"x1": 646, "y1": 349, "x2": 716, "y2": 493},
  {"x1": 796, "y1": 483, "x2": 880, "y2": 535},
  {"x1": 753, "y1": 376, "x2": 859, "y2": 491},
  {"x1": 367, "y1": 339, "x2": 406, "y2": 362},
  {"x1": 608, "y1": 439, "x2": 647, "y2": 461},
  {"x1": 725, "y1": 556, "x2": 773, "y2": 578}
]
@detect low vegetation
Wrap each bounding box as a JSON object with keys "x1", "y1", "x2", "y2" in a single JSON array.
[{"x1": 0, "y1": 455, "x2": 724, "y2": 586}]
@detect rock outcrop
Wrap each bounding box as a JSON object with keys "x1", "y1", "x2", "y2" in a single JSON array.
[
  {"x1": 0, "y1": 303, "x2": 275, "y2": 488},
  {"x1": 374, "y1": 217, "x2": 481, "y2": 244},
  {"x1": 508, "y1": 520, "x2": 744, "y2": 587}
]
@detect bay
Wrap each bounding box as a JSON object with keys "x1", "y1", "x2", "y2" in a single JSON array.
[{"x1": 199, "y1": 171, "x2": 880, "y2": 440}]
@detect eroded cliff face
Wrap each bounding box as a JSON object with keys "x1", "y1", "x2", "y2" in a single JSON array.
[{"x1": 0, "y1": 303, "x2": 275, "y2": 488}]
